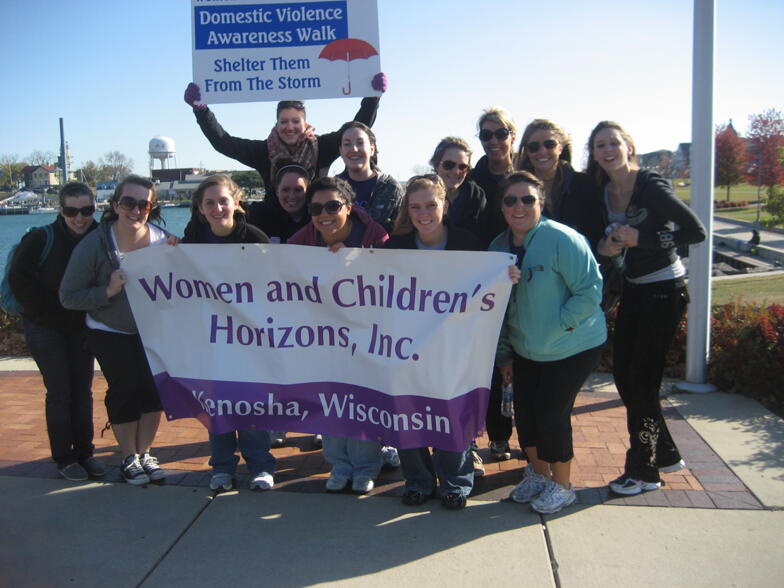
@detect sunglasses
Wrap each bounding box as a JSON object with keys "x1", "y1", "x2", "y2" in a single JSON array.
[
  {"x1": 478, "y1": 128, "x2": 511, "y2": 142},
  {"x1": 118, "y1": 196, "x2": 153, "y2": 213},
  {"x1": 61, "y1": 205, "x2": 96, "y2": 218},
  {"x1": 440, "y1": 160, "x2": 469, "y2": 172},
  {"x1": 308, "y1": 200, "x2": 345, "y2": 216},
  {"x1": 502, "y1": 195, "x2": 538, "y2": 208},
  {"x1": 526, "y1": 139, "x2": 559, "y2": 153}
]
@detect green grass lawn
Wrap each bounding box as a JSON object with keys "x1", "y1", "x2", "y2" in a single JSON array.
[
  {"x1": 674, "y1": 182, "x2": 762, "y2": 204},
  {"x1": 714, "y1": 207, "x2": 775, "y2": 224},
  {"x1": 711, "y1": 274, "x2": 784, "y2": 306}
]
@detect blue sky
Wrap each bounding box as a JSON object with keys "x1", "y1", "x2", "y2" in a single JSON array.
[{"x1": 1, "y1": 0, "x2": 782, "y2": 181}]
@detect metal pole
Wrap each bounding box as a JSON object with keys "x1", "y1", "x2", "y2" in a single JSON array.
[
  {"x1": 677, "y1": 0, "x2": 717, "y2": 393},
  {"x1": 59, "y1": 118, "x2": 68, "y2": 185}
]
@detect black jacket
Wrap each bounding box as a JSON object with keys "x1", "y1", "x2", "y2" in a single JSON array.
[
  {"x1": 545, "y1": 162, "x2": 605, "y2": 251},
  {"x1": 468, "y1": 155, "x2": 508, "y2": 246},
  {"x1": 385, "y1": 223, "x2": 482, "y2": 252},
  {"x1": 245, "y1": 200, "x2": 308, "y2": 244},
  {"x1": 9, "y1": 215, "x2": 98, "y2": 332},
  {"x1": 599, "y1": 169, "x2": 706, "y2": 279},
  {"x1": 181, "y1": 211, "x2": 270, "y2": 244},
  {"x1": 193, "y1": 97, "x2": 380, "y2": 194},
  {"x1": 446, "y1": 179, "x2": 487, "y2": 241}
]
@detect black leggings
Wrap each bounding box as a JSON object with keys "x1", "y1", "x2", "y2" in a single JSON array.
[
  {"x1": 512, "y1": 344, "x2": 603, "y2": 463},
  {"x1": 613, "y1": 279, "x2": 687, "y2": 481}
]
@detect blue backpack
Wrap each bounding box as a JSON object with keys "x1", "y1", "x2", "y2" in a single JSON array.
[{"x1": 0, "y1": 224, "x2": 55, "y2": 314}]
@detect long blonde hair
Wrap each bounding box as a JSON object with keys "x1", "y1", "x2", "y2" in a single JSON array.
[{"x1": 392, "y1": 174, "x2": 447, "y2": 236}]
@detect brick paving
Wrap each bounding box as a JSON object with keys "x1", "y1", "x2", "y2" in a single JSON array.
[{"x1": 0, "y1": 371, "x2": 762, "y2": 509}]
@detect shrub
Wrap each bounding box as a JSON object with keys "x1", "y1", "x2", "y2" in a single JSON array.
[{"x1": 600, "y1": 301, "x2": 784, "y2": 416}]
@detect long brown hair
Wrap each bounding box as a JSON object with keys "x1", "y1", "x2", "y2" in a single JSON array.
[
  {"x1": 100, "y1": 175, "x2": 161, "y2": 223},
  {"x1": 585, "y1": 121, "x2": 638, "y2": 186}
]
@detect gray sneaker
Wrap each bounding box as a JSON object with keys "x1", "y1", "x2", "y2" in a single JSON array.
[
  {"x1": 121, "y1": 454, "x2": 150, "y2": 486},
  {"x1": 509, "y1": 465, "x2": 548, "y2": 503},
  {"x1": 140, "y1": 453, "x2": 165, "y2": 481},
  {"x1": 531, "y1": 480, "x2": 577, "y2": 514},
  {"x1": 79, "y1": 457, "x2": 106, "y2": 478},
  {"x1": 210, "y1": 472, "x2": 233, "y2": 491},
  {"x1": 59, "y1": 462, "x2": 88, "y2": 482}
]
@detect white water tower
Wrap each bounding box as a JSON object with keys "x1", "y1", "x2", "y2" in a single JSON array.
[{"x1": 149, "y1": 136, "x2": 176, "y2": 171}]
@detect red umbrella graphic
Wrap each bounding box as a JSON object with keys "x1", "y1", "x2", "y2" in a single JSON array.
[{"x1": 319, "y1": 38, "x2": 379, "y2": 95}]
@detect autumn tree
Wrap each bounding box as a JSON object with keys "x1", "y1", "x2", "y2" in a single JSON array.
[
  {"x1": 746, "y1": 109, "x2": 784, "y2": 198},
  {"x1": 98, "y1": 151, "x2": 134, "y2": 182},
  {"x1": 714, "y1": 122, "x2": 746, "y2": 201}
]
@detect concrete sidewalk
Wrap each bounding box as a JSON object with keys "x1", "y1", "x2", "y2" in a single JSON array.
[{"x1": 1, "y1": 357, "x2": 783, "y2": 586}]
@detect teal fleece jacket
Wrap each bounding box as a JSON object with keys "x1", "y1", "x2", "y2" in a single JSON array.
[{"x1": 489, "y1": 218, "x2": 606, "y2": 362}]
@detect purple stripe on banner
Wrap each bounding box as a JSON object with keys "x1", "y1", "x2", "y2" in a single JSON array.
[{"x1": 153, "y1": 372, "x2": 489, "y2": 452}]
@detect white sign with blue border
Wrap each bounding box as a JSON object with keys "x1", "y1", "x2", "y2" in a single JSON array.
[{"x1": 191, "y1": 0, "x2": 381, "y2": 103}]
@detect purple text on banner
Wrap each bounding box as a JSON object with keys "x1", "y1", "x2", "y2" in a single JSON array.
[{"x1": 154, "y1": 372, "x2": 489, "y2": 452}]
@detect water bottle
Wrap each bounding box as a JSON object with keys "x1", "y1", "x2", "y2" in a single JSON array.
[{"x1": 501, "y1": 382, "x2": 514, "y2": 419}]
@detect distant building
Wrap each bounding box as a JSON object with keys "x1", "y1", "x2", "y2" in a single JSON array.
[
  {"x1": 151, "y1": 168, "x2": 206, "y2": 182},
  {"x1": 672, "y1": 143, "x2": 691, "y2": 178},
  {"x1": 22, "y1": 165, "x2": 59, "y2": 188},
  {"x1": 638, "y1": 149, "x2": 674, "y2": 177}
]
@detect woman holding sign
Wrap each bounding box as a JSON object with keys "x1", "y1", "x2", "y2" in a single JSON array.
[
  {"x1": 60, "y1": 176, "x2": 175, "y2": 486},
  {"x1": 289, "y1": 176, "x2": 387, "y2": 493},
  {"x1": 183, "y1": 73, "x2": 387, "y2": 197},
  {"x1": 385, "y1": 174, "x2": 484, "y2": 510},
  {"x1": 181, "y1": 175, "x2": 277, "y2": 491},
  {"x1": 491, "y1": 171, "x2": 605, "y2": 514}
]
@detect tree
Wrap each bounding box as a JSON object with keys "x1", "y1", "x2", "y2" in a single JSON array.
[
  {"x1": 231, "y1": 170, "x2": 264, "y2": 193},
  {"x1": 0, "y1": 154, "x2": 26, "y2": 190},
  {"x1": 714, "y1": 122, "x2": 746, "y2": 201},
  {"x1": 745, "y1": 109, "x2": 784, "y2": 197},
  {"x1": 763, "y1": 185, "x2": 784, "y2": 228},
  {"x1": 75, "y1": 160, "x2": 107, "y2": 185},
  {"x1": 98, "y1": 151, "x2": 134, "y2": 182},
  {"x1": 27, "y1": 150, "x2": 56, "y2": 166}
]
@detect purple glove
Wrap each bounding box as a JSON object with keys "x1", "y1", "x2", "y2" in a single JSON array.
[
  {"x1": 184, "y1": 83, "x2": 207, "y2": 111},
  {"x1": 371, "y1": 72, "x2": 388, "y2": 93}
]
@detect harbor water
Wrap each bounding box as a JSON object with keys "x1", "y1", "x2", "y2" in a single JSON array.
[{"x1": 0, "y1": 207, "x2": 192, "y2": 277}]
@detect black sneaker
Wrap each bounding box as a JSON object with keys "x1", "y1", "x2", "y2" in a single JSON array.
[
  {"x1": 609, "y1": 474, "x2": 661, "y2": 496},
  {"x1": 139, "y1": 453, "x2": 165, "y2": 481},
  {"x1": 121, "y1": 454, "x2": 150, "y2": 486},
  {"x1": 489, "y1": 441, "x2": 512, "y2": 461},
  {"x1": 441, "y1": 492, "x2": 467, "y2": 510},
  {"x1": 79, "y1": 457, "x2": 106, "y2": 478},
  {"x1": 58, "y1": 462, "x2": 88, "y2": 482},
  {"x1": 402, "y1": 490, "x2": 430, "y2": 506}
]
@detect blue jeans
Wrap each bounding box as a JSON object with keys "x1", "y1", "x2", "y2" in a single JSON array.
[
  {"x1": 322, "y1": 435, "x2": 382, "y2": 480},
  {"x1": 23, "y1": 319, "x2": 95, "y2": 468},
  {"x1": 209, "y1": 429, "x2": 275, "y2": 477},
  {"x1": 399, "y1": 446, "x2": 474, "y2": 498}
]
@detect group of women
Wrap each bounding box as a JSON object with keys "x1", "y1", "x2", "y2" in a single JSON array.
[{"x1": 7, "y1": 81, "x2": 706, "y2": 515}]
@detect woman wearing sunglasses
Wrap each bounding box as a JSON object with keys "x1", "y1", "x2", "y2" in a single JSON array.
[
  {"x1": 429, "y1": 137, "x2": 486, "y2": 239},
  {"x1": 289, "y1": 176, "x2": 387, "y2": 493},
  {"x1": 183, "y1": 74, "x2": 387, "y2": 197},
  {"x1": 60, "y1": 176, "x2": 175, "y2": 486},
  {"x1": 469, "y1": 107, "x2": 518, "y2": 245},
  {"x1": 336, "y1": 121, "x2": 403, "y2": 232},
  {"x1": 516, "y1": 119, "x2": 603, "y2": 247},
  {"x1": 8, "y1": 182, "x2": 102, "y2": 482},
  {"x1": 181, "y1": 175, "x2": 277, "y2": 491},
  {"x1": 384, "y1": 174, "x2": 486, "y2": 510},
  {"x1": 490, "y1": 171, "x2": 606, "y2": 514},
  {"x1": 587, "y1": 121, "x2": 705, "y2": 497}
]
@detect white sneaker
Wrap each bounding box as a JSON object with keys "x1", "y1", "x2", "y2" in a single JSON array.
[
  {"x1": 352, "y1": 477, "x2": 374, "y2": 494},
  {"x1": 250, "y1": 471, "x2": 274, "y2": 491},
  {"x1": 210, "y1": 472, "x2": 233, "y2": 491},
  {"x1": 509, "y1": 465, "x2": 548, "y2": 503},
  {"x1": 531, "y1": 481, "x2": 577, "y2": 514},
  {"x1": 659, "y1": 459, "x2": 686, "y2": 473},
  {"x1": 609, "y1": 474, "x2": 662, "y2": 496},
  {"x1": 325, "y1": 473, "x2": 349, "y2": 492}
]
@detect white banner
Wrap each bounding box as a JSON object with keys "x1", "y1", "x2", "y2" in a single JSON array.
[
  {"x1": 122, "y1": 244, "x2": 514, "y2": 451},
  {"x1": 191, "y1": 0, "x2": 381, "y2": 103}
]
